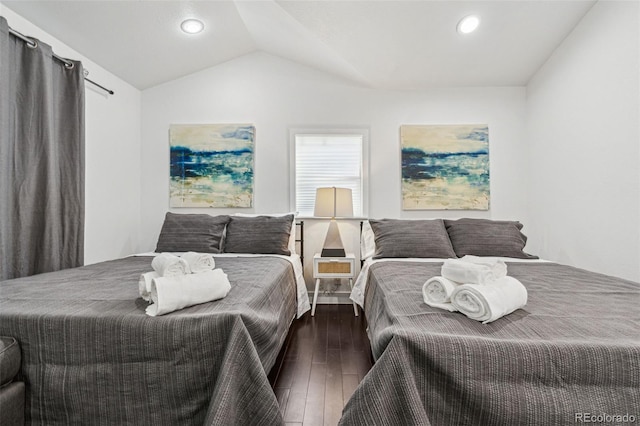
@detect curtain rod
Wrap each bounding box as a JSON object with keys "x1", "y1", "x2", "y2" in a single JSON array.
[{"x1": 8, "y1": 26, "x2": 115, "y2": 95}]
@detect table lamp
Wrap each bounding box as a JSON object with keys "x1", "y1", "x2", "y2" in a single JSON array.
[{"x1": 314, "y1": 187, "x2": 353, "y2": 257}]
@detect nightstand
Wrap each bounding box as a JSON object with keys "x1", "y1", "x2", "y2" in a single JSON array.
[{"x1": 312, "y1": 253, "x2": 358, "y2": 317}]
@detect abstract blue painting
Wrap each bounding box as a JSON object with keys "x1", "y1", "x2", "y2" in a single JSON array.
[
  {"x1": 401, "y1": 124, "x2": 489, "y2": 210},
  {"x1": 169, "y1": 124, "x2": 254, "y2": 208}
]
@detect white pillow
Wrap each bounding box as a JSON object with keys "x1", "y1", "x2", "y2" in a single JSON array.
[
  {"x1": 233, "y1": 212, "x2": 298, "y2": 255},
  {"x1": 360, "y1": 220, "x2": 376, "y2": 260}
]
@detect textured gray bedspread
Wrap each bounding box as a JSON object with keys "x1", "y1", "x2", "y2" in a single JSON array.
[
  {"x1": 340, "y1": 261, "x2": 640, "y2": 425},
  {"x1": 0, "y1": 256, "x2": 297, "y2": 425}
]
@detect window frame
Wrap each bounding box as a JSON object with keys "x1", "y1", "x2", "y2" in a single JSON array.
[{"x1": 289, "y1": 127, "x2": 369, "y2": 218}]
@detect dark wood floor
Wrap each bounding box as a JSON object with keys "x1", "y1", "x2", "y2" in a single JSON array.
[{"x1": 269, "y1": 304, "x2": 373, "y2": 426}]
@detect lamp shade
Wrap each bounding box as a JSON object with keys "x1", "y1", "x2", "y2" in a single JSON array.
[{"x1": 314, "y1": 187, "x2": 353, "y2": 218}]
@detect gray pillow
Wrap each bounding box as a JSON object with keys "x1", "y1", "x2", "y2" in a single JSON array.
[
  {"x1": 444, "y1": 218, "x2": 538, "y2": 259},
  {"x1": 155, "y1": 213, "x2": 229, "y2": 253},
  {"x1": 369, "y1": 219, "x2": 456, "y2": 259},
  {"x1": 224, "y1": 215, "x2": 293, "y2": 255}
]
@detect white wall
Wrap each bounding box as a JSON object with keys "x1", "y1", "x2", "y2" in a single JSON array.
[
  {"x1": 1, "y1": 5, "x2": 143, "y2": 265},
  {"x1": 526, "y1": 0, "x2": 639, "y2": 281},
  {"x1": 141, "y1": 52, "x2": 529, "y2": 288}
]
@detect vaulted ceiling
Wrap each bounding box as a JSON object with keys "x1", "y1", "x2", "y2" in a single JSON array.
[{"x1": 2, "y1": 1, "x2": 596, "y2": 90}]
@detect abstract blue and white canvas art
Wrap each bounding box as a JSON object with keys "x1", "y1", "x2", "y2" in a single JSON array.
[
  {"x1": 169, "y1": 124, "x2": 254, "y2": 208},
  {"x1": 401, "y1": 124, "x2": 490, "y2": 210}
]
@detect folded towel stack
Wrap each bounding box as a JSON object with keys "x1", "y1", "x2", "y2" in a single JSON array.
[
  {"x1": 139, "y1": 252, "x2": 227, "y2": 316},
  {"x1": 422, "y1": 256, "x2": 527, "y2": 324}
]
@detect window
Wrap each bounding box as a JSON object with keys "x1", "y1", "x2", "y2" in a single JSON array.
[{"x1": 290, "y1": 129, "x2": 368, "y2": 217}]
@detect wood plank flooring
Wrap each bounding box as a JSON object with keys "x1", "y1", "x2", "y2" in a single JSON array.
[{"x1": 270, "y1": 304, "x2": 373, "y2": 426}]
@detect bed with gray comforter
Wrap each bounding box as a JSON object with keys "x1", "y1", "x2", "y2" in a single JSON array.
[
  {"x1": 0, "y1": 255, "x2": 297, "y2": 425},
  {"x1": 340, "y1": 261, "x2": 640, "y2": 425}
]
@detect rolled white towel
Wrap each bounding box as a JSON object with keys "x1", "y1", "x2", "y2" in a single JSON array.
[
  {"x1": 422, "y1": 276, "x2": 459, "y2": 312},
  {"x1": 441, "y1": 258, "x2": 507, "y2": 285},
  {"x1": 450, "y1": 276, "x2": 528, "y2": 324},
  {"x1": 151, "y1": 253, "x2": 190, "y2": 277},
  {"x1": 181, "y1": 251, "x2": 215, "y2": 273},
  {"x1": 146, "y1": 269, "x2": 231, "y2": 317},
  {"x1": 138, "y1": 271, "x2": 159, "y2": 302}
]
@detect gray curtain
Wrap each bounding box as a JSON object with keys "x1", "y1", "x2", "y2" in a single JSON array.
[{"x1": 0, "y1": 16, "x2": 85, "y2": 280}]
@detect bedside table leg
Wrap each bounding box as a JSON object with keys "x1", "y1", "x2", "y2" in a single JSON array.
[
  {"x1": 312, "y1": 278, "x2": 320, "y2": 316},
  {"x1": 349, "y1": 278, "x2": 358, "y2": 317}
]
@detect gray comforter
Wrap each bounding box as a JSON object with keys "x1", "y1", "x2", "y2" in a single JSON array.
[
  {"x1": 0, "y1": 256, "x2": 297, "y2": 425},
  {"x1": 340, "y1": 261, "x2": 640, "y2": 425}
]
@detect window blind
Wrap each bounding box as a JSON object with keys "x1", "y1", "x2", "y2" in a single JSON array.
[{"x1": 295, "y1": 134, "x2": 363, "y2": 217}]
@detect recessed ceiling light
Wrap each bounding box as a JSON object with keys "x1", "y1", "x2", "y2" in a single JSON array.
[
  {"x1": 181, "y1": 19, "x2": 204, "y2": 34},
  {"x1": 457, "y1": 15, "x2": 480, "y2": 34}
]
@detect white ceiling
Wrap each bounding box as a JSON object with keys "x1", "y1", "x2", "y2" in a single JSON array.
[{"x1": 1, "y1": 0, "x2": 596, "y2": 90}]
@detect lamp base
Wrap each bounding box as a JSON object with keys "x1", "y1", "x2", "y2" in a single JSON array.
[
  {"x1": 321, "y1": 248, "x2": 346, "y2": 257},
  {"x1": 321, "y1": 219, "x2": 346, "y2": 258}
]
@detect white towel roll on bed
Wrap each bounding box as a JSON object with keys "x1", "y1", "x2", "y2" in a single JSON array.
[
  {"x1": 422, "y1": 276, "x2": 459, "y2": 312},
  {"x1": 450, "y1": 276, "x2": 528, "y2": 324},
  {"x1": 138, "y1": 271, "x2": 159, "y2": 302},
  {"x1": 181, "y1": 252, "x2": 215, "y2": 274},
  {"x1": 146, "y1": 269, "x2": 231, "y2": 316},
  {"x1": 151, "y1": 253, "x2": 190, "y2": 277},
  {"x1": 441, "y1": 257, "x2": 507, "y2": 285}
]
